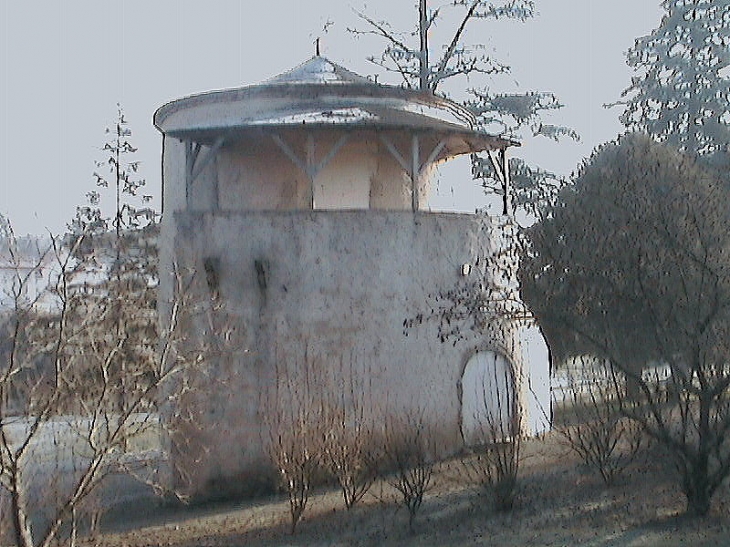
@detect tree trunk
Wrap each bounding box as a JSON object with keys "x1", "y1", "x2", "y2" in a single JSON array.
[
  {"x1": 419, "y1": 0, "x2": 428, "y2": 92},
  {"x1": 684, "y1": 471, "x2": 712, "y2": 517},
  {"x1": 625, "y1": 373, "x2": 643, "y2": 402},
  {"x1": 684, "y1": 396, "x2": 714, "y2": 516},
  {"x1": 10, "y1": 484, "x2": 35, "y2": 547}
]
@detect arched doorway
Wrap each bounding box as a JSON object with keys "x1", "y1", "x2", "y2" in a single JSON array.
[{"x1": 461, "y1": 351, "x2": 515, "y2": 446}]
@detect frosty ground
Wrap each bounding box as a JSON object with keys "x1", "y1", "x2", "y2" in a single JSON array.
[{"x1": 82, "y1": 430, "x2": 730, "y2": 547}]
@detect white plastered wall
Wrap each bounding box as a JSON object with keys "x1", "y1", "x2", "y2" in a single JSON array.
[
  {"x1": 519, "y1": 323, "x2": 552, "y2": 435},
  {"x1": 157, "y1": 129, "x2": 552, "y2": 500},
  {"x1": 167, "y1": 131, "x2": 437, "y2": 214},
  {"x1": 163, "y1": 211, "x2": 509, "y2": 498},
  {"x1": 217, "y1": 138, "x2": 309, "y2": 211},
  {"x1": 313, "y1": 137, "x2": 376, "y2": 209}
]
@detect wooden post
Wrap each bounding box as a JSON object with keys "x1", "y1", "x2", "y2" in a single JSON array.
[
  {"x1": 501, "y1": 148, "x2": 511, "y2": 216},
  {"x1": 306, "y1": 135, "x2": 316, "y2": 208},
  {"x1": 411, "y1": 135, "x2": 420, "y2": 211},
  {"x1": 191, "y1": 137, "x2": 225, "y2": 183},
  {"x1": 184, "y1": 141, "x2": 201, "y2": 208},
  {"x1": 488, "y1": 148, "x2": 512, "y2": 217},
  {"x1": 273, "y1": 132, "x2": 348, "y2": 210}
]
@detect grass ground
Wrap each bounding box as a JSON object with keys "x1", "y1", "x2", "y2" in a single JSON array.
[{"x1": 82, "y1": 430, "x2": 730, "y2": 547}]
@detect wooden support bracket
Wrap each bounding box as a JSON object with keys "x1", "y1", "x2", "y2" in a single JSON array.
[
  {"x1": 272, "y1": 134, "x2": 309, "y2": 175},
  {"x1": 380, "y1": 135, "x2": 410, "y2": 173},
  {"x1": 273, "y1": 133, "x2": 349, "y2": 208},
  {"x1": 381, "y1": 134, "x2": 448, "y2": 212},
  {"x1": 184, "y1": 137, "x2": 225, "y2": 207},
  {"x1": 191, "y1": 137, "x2": 225, "y2": 183},
  {"x1": 411, "y1": 135, "x2": 420, "y2": 211},
  {"x1": 422, "y1": 139, "x2": 447, "y2": 171}
]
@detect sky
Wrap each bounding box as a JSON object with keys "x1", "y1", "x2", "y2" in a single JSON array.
[{"x1": 0, "y1": 1, "x2": 665, "y2": 235}]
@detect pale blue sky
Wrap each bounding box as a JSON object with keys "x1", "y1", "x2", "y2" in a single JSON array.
[{"x1": 1, "y1": 1, "x2": 663, "y2": 235}]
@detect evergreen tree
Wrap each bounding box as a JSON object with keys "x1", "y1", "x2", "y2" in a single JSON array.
[
  {"x1": 520, "y1": 133, "x2": 730, "y2": 516},
  {"x1": 73, "y1": 103, "x2": 156, "y2": 268},
  {"x1": 67, "y1": 105, "x2": 159, "y2": 411},
  {"x1": 620, "y1": 0, "x2": 730, "y2": 158}
]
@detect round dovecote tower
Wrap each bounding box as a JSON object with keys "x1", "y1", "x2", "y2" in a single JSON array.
[{"x1": 154, "y1": 56, "x2": 549, "y2": 499}]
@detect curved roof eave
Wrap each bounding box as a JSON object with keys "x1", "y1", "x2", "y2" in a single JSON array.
[
  {"x1": 154, "y1": 85, "x2": 477, "y2": 134},
  {"x1": 153, "y1": 56, "x2": 520, "y2": 156},
  {"x1": 163, "y1": 124, "x2": 518, "y2": 162}
]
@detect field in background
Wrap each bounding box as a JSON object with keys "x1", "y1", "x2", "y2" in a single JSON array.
[{"x1": 0, "y1": 413, "x2": 164, "y2": 542}]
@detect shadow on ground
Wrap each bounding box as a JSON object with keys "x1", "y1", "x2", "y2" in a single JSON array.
[{"x1": 84, "y1": 433, "x2": 730, "y2": 547}]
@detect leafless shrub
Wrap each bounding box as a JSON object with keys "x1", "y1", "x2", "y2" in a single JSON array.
[
  {"x1": 318, "y1": 356, "x2": 377, "y2": 510},
  {"x1": 266, "y1": 347, "x2": 327, "y2": 534},
  {"x1": 269, "y1": 415, "x2": 321, "y2": 534},
  {"x1": 321, "y1": 404, "x2": 376, "y2": 510},
  {"x1": 553, "y1": 357, "x2": 645, "y2": 485},
  {"x1": 463, "y1": 440, "x2": 519, "y2": 512},
  {"x1": 380, "y1": 412, "x2": 435, "y2": 532}
]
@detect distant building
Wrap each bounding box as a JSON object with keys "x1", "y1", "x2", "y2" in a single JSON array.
[
  {"x1": 0, "y1": 235, "x2": 58, "y2": 313},
  {"x1": 154, "y1": 56, "x2": 550, "y2": 499}
]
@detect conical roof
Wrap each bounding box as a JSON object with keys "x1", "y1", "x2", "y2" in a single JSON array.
[
  {"x1": 153, "y1": 56, "x2": 517, "y2": 157},
  {"x1": 262, "y1": 56, "x2": 372, "y2": 86}
]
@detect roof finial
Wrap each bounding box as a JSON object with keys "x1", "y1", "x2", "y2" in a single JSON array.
[{"x1": 315, "y1": 37, "x2": 321, "y2": 57}]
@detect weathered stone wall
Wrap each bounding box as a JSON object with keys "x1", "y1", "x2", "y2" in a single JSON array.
[{"x1": 160, "y1": 210, "x2": 522, "y2": 498}]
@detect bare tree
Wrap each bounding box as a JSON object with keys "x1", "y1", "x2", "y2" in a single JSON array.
[
  {"x1": 0, "y1": 223, "x2": 210, "y2": 547},
  {"x1": 352, "y1": 0, "x2": 536, "y2": 93},
  {"x1": 265, "y1": 345, "x2": 327, "y2": 534},
  {"x1": 70, "y1": 104, "x2": 157, "y2": 435},
  {"x1": 268, "y1": 415, "x2": 321, "y2": 534}
]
